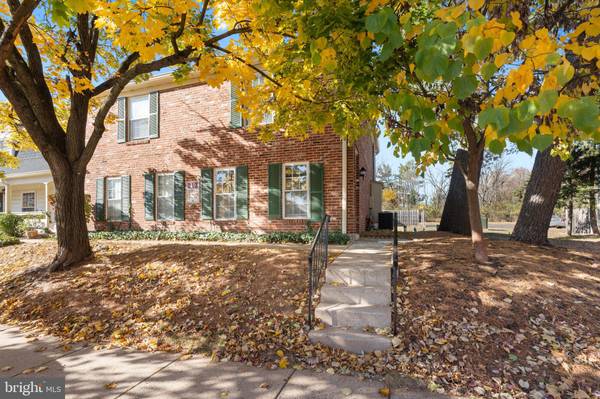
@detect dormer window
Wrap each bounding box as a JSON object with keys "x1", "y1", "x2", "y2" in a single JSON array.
[{"x1": 128, "y1": 95, "x2": 150, "y2": 140}]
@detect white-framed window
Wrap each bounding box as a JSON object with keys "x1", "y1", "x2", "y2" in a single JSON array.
[
  {"x1": 283, "y1": 163, "x2": 309, "y2": 219},
  {"x1": 253, "y1": 74, "x2": 275, "y2": 125},
  {"x1": 157, "y1": 173, "x2": 175, "y2": 220},
  {"x1": 214, "y1": 168, "x2": 236, "y2": 220},
  {"x1": 106, "y1": 177, "x2": 122, "y2": 221},
  {"x1": 22, "y1": 192, "x2": 35, "y2": 212},
  {"x1": 128, "y1": 94, "x2": 150, "y2": 140}
]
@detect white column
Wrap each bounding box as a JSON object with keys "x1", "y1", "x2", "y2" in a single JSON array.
[{"x1": 44, "y1": 182, "x2": 49, "y2": 227}]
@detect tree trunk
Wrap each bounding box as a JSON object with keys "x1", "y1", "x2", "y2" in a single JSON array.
[
  {"x1": 511, "y1": 147, "x2": 566, "y2": 245},
  {"x1": 567, "y1": 199, "x2": 573, "y2": 236},
  {"x1": 47, "y1": 165, "x2": 92, "y2": 272},
  {"x1": 589, "y1": 167, "x2": 599, "y2": 235},
  {"x1": 439, "y1": 149, "x2": 472, "y2": 235},
  {"x1": 461, "y1": 148, "x2": 488, "y2": 263}
]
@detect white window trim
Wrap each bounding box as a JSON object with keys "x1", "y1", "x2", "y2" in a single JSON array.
[
  {"x1": 21, "y1": 191, "x2": 35, "y2": 212},
  {"x1": 106, "y1": 177, "x2": 122, "y2": 221},
  {"x1": 282, "y1": 162, "x2": 310, "y2": 220},
  {"x1": 156, "y1": 172, "x2": 175, "y2": 221},
  {"x1": 127, "y1": 94, "x2": 150, "y2": 140},
  {"x1": 214, "y1": 167, "x2": 237, "y2": 221}
]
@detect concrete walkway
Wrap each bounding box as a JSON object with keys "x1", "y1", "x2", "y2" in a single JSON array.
[
  {"x1": 0, "y1": 325, "x2": 447, "y2": 399},
  {"x1": 310, "y1": 240, "x2": 392, "y2": 353}
]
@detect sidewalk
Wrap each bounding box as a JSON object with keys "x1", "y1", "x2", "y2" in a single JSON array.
[{"x1": 0, "y1": 325, "x2": 446, "y2": 399}]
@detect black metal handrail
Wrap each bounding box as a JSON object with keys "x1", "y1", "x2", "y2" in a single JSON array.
[
  {"x1": 391, "y1": 212, "x2": 399, "y2": 335},
  {"x1": 307, "y1": 214, "x2": 330, "y2": 329}
]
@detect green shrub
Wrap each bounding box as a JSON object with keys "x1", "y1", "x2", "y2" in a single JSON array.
[
  {"x1": 0, "y1": 213, "x2": 24, "y2": 237},
  {"x1": 89, "y1": 229, "x2": 351, "y2": 245},
  {"x1": 0, "y1": 231, "x2": 20, "y2": 247}
]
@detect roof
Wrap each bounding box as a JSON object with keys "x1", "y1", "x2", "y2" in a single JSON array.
[{"x1": 0, "y1": 151, "x2": 50, "y2": 176}]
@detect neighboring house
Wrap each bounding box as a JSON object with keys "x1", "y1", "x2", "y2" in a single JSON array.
[
  {"x1": 0, "y1": 150, "x2": 55, "y2": 230},
  {"x1": 86, "y1": 74, "x2": 378, "y2": 235}
]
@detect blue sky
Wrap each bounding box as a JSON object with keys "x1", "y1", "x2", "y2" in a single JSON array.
[
  {"x1": 376, "y1": 135, "x2": 536, "y2": 199},
  {"x1": 376, "y1": 135, "x2": 535, "y2": 172}
]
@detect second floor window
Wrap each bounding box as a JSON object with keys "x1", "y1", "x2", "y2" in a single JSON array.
[{"x1": 128, "y1": 95, "x2": 150, "y2": 140}]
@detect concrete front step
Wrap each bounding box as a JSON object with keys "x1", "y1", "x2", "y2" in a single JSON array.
[
  {"x1": 321, "y1": 285, "x2": 390, "y2": 305},
  {"x1": 315, "y1": 303, "x2": 391, "y2": 328},
  {"x1": 308, "y1": 327, "x2": 391, "y2": 354},
  {"x1": 326, "y1": 266, "x2": 390, "y2": 287}
]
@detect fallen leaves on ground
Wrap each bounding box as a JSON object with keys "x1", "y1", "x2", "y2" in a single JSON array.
[{"x1": 0, "y1": 236, "x2": 598, "y2": 398}]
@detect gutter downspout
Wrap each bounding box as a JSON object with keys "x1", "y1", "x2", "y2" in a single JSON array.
[{"x1": 342, "y1": 140, "x2": 348, "y2": 234}]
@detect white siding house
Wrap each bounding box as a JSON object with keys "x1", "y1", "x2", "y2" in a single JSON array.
[{"x1": 0, "y1": 151, "x2": 55, "y2": 231}]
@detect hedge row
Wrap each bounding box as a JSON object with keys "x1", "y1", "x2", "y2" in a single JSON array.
[
  {"x1": 0, "y1": 232, "x2": 20, "y2": 247},
  {"x1": 89, "y1": 229, "x2": 351, "y2": 245}
]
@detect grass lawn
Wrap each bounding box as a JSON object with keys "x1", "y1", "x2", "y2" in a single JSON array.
[{"x1": 0, "y1": 235, "x2": 598, "y2": 398}]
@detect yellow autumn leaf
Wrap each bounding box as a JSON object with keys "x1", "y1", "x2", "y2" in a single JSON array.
[
  {"x1": 378, "y1": 387, "x2": 390, "y2": 396},
  {"x1": 500, "y1": 31, "x2": 515, "y2": 46},
  {"x1": 275, "y1": 349, "x2": 284, "y2": 358},
  {"x1": 469, "y1": 0, "x2": 484, "y2": 11},
  {"x1": 581, "y1": 45, "x2": 598, "y2": 61},
  {"x1": 494, "y1": 53, "x2": 511, "y2": 68},
  {"x1": 511, "y1": 11, "x2": 523, "y2": 30},
  {"x1": 278, "y1": 357, "x2": 288, "y2": 368}
]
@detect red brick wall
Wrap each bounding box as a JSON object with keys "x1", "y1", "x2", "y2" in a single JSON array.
[
  {"x1": 85, "y1": 81, "x2": 373, "y2": 233},
  {"x1": 346, "y1": 136, "x2": 375, "y2": 234}
]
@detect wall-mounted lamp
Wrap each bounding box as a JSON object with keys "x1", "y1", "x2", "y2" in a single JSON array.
[{"x1": 359, "y1": 167, "x2": 367, "y2": 180}]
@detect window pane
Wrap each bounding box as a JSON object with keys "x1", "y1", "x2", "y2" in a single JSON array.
[
  {"x1": 157, "y1": 175, "x2": 174, "y2": 220},
  {"x1": 216, "y1": 194, "x2": 235, "y2": 219},
  {"x1": 129, "y1": 118, "x2": 149, "y2": 139},
  {"x1": 22, "y1": 193, "x2": 35, "y2": 211},
  {"x1": 107, "y1": 179, "x2": 121, "y2": 200},
  {"x1": 108, "y1": 199, "x2": 121, "y2": 220},
  {"x1": 128, "y1": 95, "x2": 149, "y2": 120},
  {"x1": 215, "y1": 169, "x2": 235, "y2": 194},
  {"x1": 284, "y1": 191, "x2": 307, "y2": 218}
]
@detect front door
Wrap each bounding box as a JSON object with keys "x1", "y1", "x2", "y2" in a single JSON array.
[{"x1": 0, "y1": 190, "x2": 4, "y2": 212}]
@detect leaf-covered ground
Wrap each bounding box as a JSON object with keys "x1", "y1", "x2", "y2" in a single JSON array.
[{"x1": 0, "y1": 236, "x2": 598, "y2": 398}]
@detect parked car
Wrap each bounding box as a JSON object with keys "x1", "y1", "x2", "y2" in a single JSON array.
[{"x1": 550, "y1": 215, "x2": 566, "y2": 228}]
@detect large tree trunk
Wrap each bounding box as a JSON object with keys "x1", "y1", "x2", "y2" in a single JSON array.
[
  {"x1": 589, "y1": 167, "x2": 599, "y2": 235},
  {"x1": 511, "y1": 147, "x2": 566, "y2": 245},
  {"x1": 439, "y1": 149, "x2": 471, "y2": 235},
  {"x1": 47, "y1": 164, "x2": 92, "y2": 272},
  {"x1": 461, "y1": 148, "x2": 488, "y2": 263}
]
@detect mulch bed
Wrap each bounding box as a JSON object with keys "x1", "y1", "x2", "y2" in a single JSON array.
[{"x1": 0, "y1": 236, "x2": 598, "y2": 398}]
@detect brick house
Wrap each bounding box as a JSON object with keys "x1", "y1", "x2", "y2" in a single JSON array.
[{"x1": 86, "y1": 74, "x2": 378, "y2": 235}]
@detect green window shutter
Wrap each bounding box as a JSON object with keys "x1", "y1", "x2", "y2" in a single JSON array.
[
  {"x1": 268, "y1": 163, "x2": 282, "y2": 219},
  {"x1": 144, "y1": 173, "x2": 155, "y2": 221},
  {"x1": 95, "y1": 178, "x2": 105, "y2": 221},
  {"x1": 236, "y1": 165, "x2": 248, "y2": 220},
  {"x1": 310, "y1": 163, "x2": 324, "y2": 221},
  {"x1": 149, "y1": 91, "x2": 159, "y2": 138},
  {"x1": 174, "y1": 170, "x2": 185, "y2": 221},
  {"x1": 117, "y1": 97, "x2": 126, "y2": 143},
  {"x1": 201, "y1": 168, "x2": 213, "y2": 220},
  {"x1": 230, "y1": 84, "x2": 242, "y2": 128},
  {"x1": 121, "y1": 175, "x2": 131, "y2": 221}
]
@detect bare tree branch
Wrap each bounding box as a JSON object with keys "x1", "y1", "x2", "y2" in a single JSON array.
[{"x1": 0, "y1": 0, "x2": 40, "y2": 68}]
